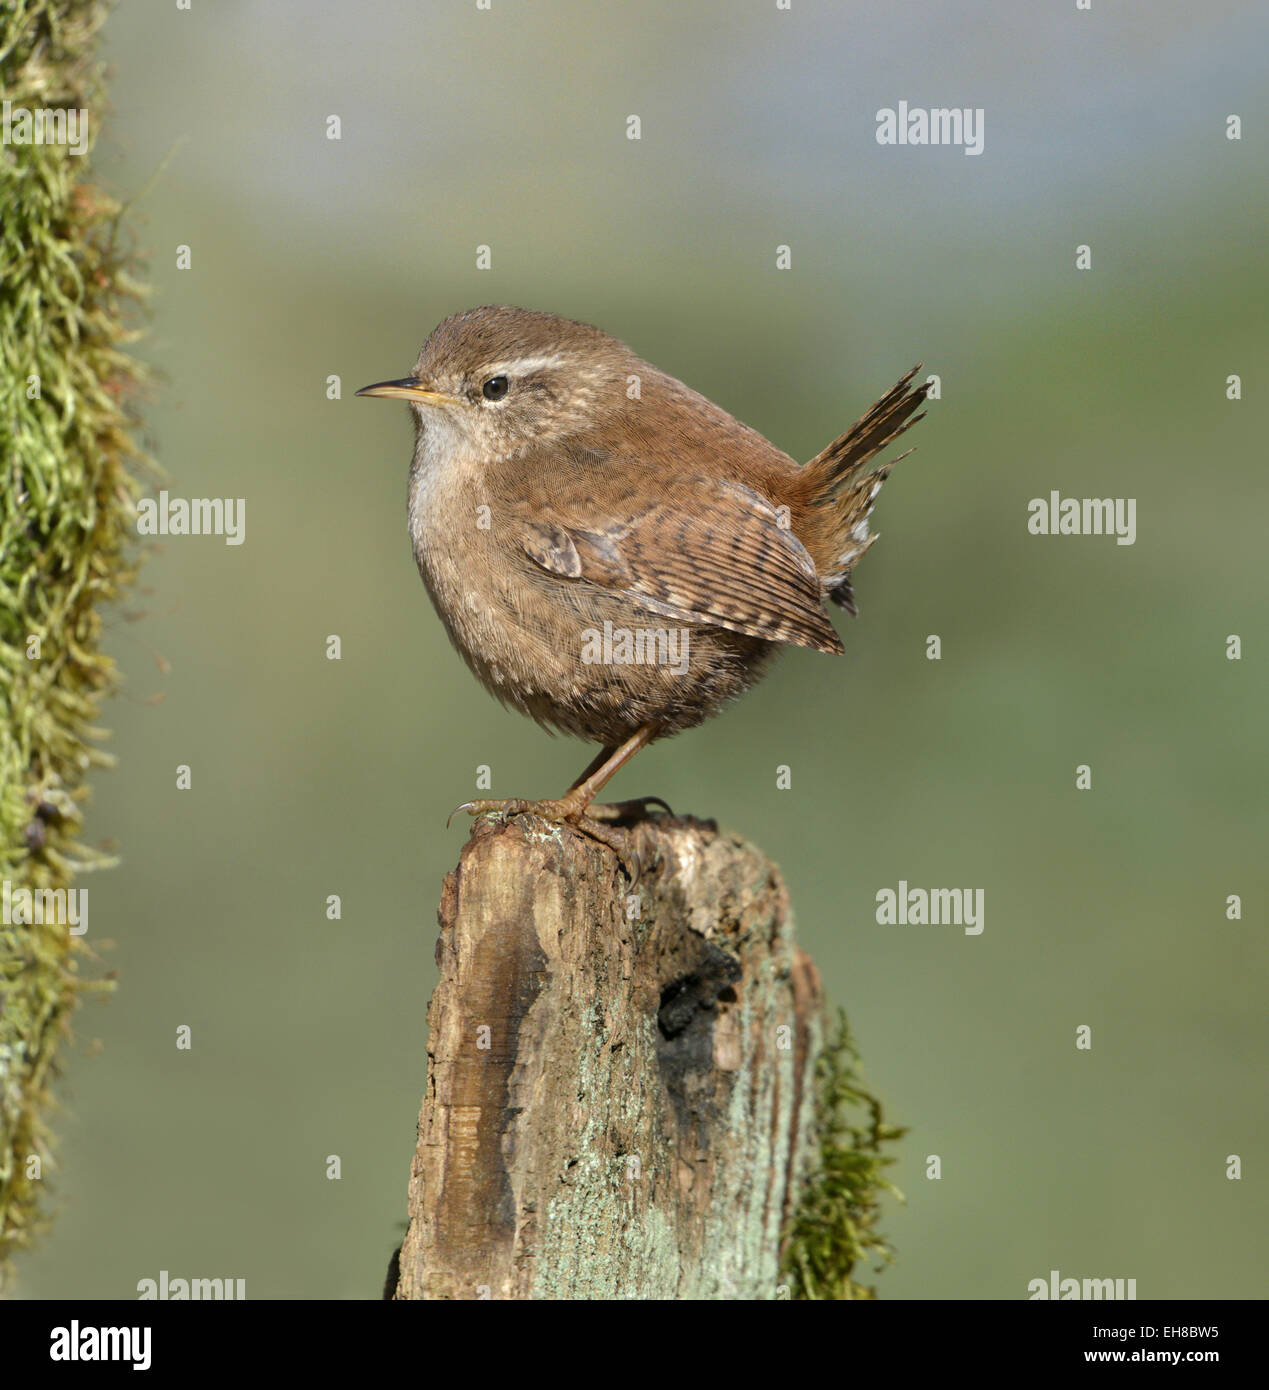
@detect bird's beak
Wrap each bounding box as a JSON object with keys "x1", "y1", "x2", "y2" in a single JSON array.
[{"x1": 356, "y1": 377, "x2": 463, "y2": 406}]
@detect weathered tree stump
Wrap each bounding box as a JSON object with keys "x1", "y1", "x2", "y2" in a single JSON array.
[{"x1": 391, "y1": 812, "x2": 824, "y2": 1300}]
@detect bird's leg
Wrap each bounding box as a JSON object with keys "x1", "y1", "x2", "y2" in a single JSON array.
[
  {"x1": 561, "y1": 740, "x2": 628, "y2": 804},
  {"x1": 449, "y1": 725, "x2": 665, "y2": 865},
  {"x1": 556, "y1": 724, "x2": 667, "y2": 819},
  {"x1": 451, "y1": 724, "x2": 658, "y2": 822}
]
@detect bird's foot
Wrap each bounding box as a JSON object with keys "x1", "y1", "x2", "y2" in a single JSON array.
[
  {"x1": 447, "y1": 797, "x2": 647, "y2": 882},
  {"x1": 585, "y1": 796, "x2": 674, "y2": 823},
  {"x1": 448, "y1": 796, "x2": 580, "y2": 828}
]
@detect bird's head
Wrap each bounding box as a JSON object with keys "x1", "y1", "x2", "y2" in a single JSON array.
[{"x1": 357, "y1": 305, "x2": 634, "y2": 460}]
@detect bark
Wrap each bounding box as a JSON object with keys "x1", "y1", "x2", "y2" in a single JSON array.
[{"x1": 391, "y1": 812, "x2": 823, "y2": 1300}]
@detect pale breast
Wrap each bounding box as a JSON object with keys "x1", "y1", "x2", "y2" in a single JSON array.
[{"x1": 407, "y1": 425, "x2": 566, "y2": 713}]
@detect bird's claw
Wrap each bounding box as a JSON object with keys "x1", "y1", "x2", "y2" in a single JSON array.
[
  {"x1": 448, "y1": 797, "x2": 573, "y2": 827},
  {"x1": 446, "y1": 797, "x2": 645, "y2": 883},
  {"x1": 586, "y1": 796, "x2": 674, "y2": 822}
]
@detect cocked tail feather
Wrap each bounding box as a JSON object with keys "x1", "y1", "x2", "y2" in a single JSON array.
[{"x1": 798, "y1": 364, "x2": 930, "y2": 611}]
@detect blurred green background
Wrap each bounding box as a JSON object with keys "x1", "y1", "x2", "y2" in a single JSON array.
[{"x1": 15, "y1": 0, "x2": 1267, "y2": 1298}]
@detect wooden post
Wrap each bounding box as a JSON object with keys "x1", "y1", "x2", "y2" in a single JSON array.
[{"x1": 390, "y1": 812, "x2": 824, "y2": 1300}]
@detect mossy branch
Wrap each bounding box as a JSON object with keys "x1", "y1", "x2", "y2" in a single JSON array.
[{"x1": 0, "y1": 0, "x2": 147, "y2": 1280}]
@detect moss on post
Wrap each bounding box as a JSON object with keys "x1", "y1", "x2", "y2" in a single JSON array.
[
  {"x1": 0, "y1": 0, "x2": 146, "y2": 1278},
  {"x1": 781, "y1": 1009, "x2": 907, "y2": 1299}
]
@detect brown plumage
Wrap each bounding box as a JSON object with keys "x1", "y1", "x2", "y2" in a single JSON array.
[{"x1": 358, "y1": 307, "x2": 930, "y2": 829}]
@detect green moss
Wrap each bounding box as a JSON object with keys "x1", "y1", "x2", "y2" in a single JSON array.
[
  {"x1": 0, "y1": 0, "x2": 147, "y2": 1280},
  {"x1": 782, "y1": 1008, "x2": 907, "y2": 1299}
]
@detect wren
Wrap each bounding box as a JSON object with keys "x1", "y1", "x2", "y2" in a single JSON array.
[{"x1": 358, "y1": 306, "x2": 929, "y2": 838}]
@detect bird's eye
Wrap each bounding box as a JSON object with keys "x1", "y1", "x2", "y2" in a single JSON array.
[{"x1": 481, "y1": 375, "x2": 509, "y2": 401}]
